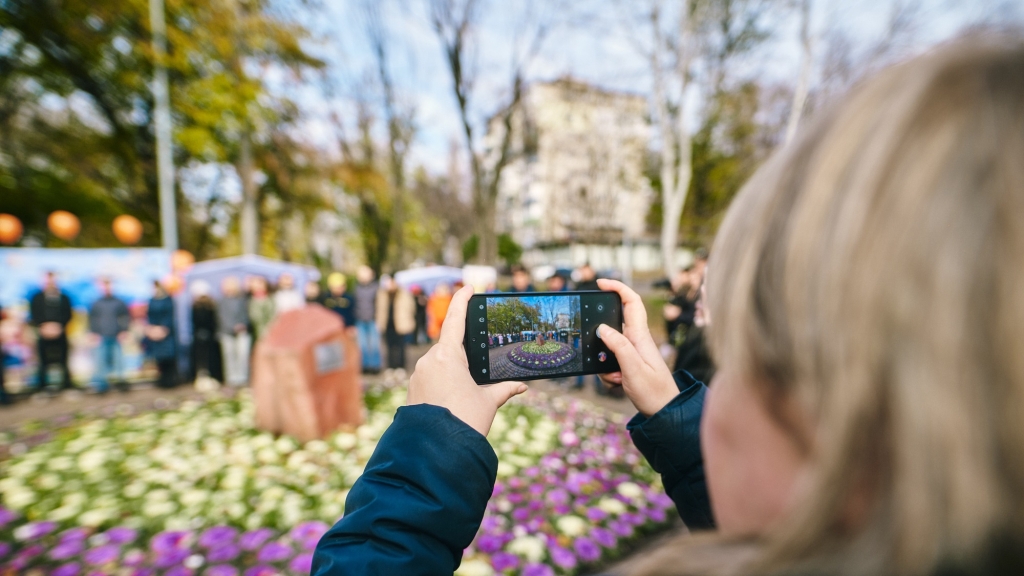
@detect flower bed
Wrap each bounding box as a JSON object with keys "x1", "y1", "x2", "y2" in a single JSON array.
[
  {"x1": 509, "y1": 342, "x2": 576, "y2": 370},
  {"x1": 0, "y1": 388, "x2": 674, "y2": 575}
]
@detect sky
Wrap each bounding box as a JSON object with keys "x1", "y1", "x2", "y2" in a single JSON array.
[{"x1": 285, "y1": 0, "x2": 1021, "y2": 175}]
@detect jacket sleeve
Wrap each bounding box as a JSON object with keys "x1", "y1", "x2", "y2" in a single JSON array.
[
  {"x1": 627, "y1": 370, "x2": 715, "y2": 530},
  {"x1": 117, "y1": 300, "x2": 130, "y2": 332},
  {"x1": 313, "y1": 404, "x2": 498, "y2": 575}
]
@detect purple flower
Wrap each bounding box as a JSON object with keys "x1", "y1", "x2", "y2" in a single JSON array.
[
  {"x1": 574, "y1": 537, "x2": 602, "y2": 563},
  {"x1": 290, "y1": 521, "x2": 329, "y2": 543},
  {"x1": 522, "y1": 563, "x2": 555, "y2": 576},
  {"x1": 646, "y1": 506, "x2": 667, "y2": 523},
  {"x1": 550, "y1": 546, "x2": 577, "y2": 569},
  {"x1": 238, "y1": 528, "x2": 274, "y2": 551},
  {"x1": 130, "y1": 569, "x2": 155, "y2": 576},
  {"x1": 491, "y1": 551, "x2": 519, "y2": 571},
  {"x1": 151, "y1": 531, "x2": 190, "y2": 554},
  {"x1": 289, "y1": 553, "x2": 314, "y2": 573},
  {"x1": 206, "y1": 566, "x2": 239, "y2": 576},
  {"x1": 476, "y1": 534, "x2": 503, "y2": 554},
  {"x1": 590, "y1": 527, "x2": 617, "y2": 549},
  {"x1": 0, "y1": 541, "x2": 10, "y2": 559},
  {"x1": 207, "y1": 543, "x2": 241, "y2": 563},
  {"x1": 199, "y1": 526, "x2": 238, "y2": 549},
  {"x1": 623, "y1": 512, "x2": 645, "y2": 526},
  {"x1": 610, "y1": 520, "x2": 634, "y2": 538},
  {"x1": 164, "y1": 567, "x2": 194, "y2": 576},
  {"x1": 652, "y1": 493, "x2": 674, "y2": 509},
  {"x1": 154, "y1": 549, "x2": 190, "y2": 569},
  {"x1": 545, "y1": 488, "x2": 570, "y2": 506},
  {"x1": 84, "y1": 544, "x2": 120, "y2": 565},
  {"x1": 51, "y1": 562, "x2": 82, "y2": 576},
  {"x1": 480, "y1": 516, "x2": 504, "y2": 534},
  {"x1": 0, "y1": 507, "x2": 18, "y2": 528},
  {"x1": 511, "y1": 508, "x2": 530, "y2": 522},
  {"x1": 59, "y1": 528, "x2": 90, "y2": 543},
  {"x1": 106, "y1": 527, "x2": 139, "y2": 544},
  {"x1": 243, "y1": 566, "x2": 278, "y2": 576},
  {"x1": 256, "y1": 541, "x2": 292, "y2": 563},
  {"x1": 585, "y1": 507, "x2": 607, "y2": 522},
  {"x1": 18, "y1": 520, "x2": 58, "y2": 540},
  {"x1": 49, "y1": 539, "x2": 85, "y2": 560}
]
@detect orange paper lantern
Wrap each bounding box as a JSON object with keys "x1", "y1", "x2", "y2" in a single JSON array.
[
  {"x1": 112, "y1": 215, "x2": 143, "y2": 245},
  {"x1": 171, "y1": 249, "x2": 195, "y2": 272},
  {"x1": 48, "y1": 210, "x2": 81, "y2": 241},
  {"x1": 162, "y1": 273, "x2": 184, "y2": 295},
  {"x1": 0, "y1": 213, "x2": 22, "y2": 245}
]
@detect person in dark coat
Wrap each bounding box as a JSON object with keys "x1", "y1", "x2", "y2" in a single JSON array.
[
  {"x1": 573, "y1": 262, "x2": 600, "y2": 291},
  {"x1": 29, "y1": 271, "x2": 73, "y2": 390},
  {"x1": 144, "y1": 280, "x2": 177, "y2": 389},
  {"x1": 507, "y1": 265, "x2": 536, "y2": 293},
  {"x1": 88, "y1": 278, "x2": 130, "y2": 393},
  {"x1": 322, "y1": 273, "x2": 356, "y2": 330},
  {"x1": 311, "y1": 283, "x2": 713, "y2": 575},
  {"x1": 0, "y1": 304, "x2": 9, "y2": 406},
  {"x1": 189, "y1": 280, "x2": 219, "y2": 384}
]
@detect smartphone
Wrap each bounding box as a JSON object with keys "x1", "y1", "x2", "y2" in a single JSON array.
[{"x1": 464, "y1": 291, "x2": 623, "y2": 384}]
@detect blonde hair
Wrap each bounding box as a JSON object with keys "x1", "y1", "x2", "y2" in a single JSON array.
[{"x1": 635, "y1": 37, "x2": 1024, "y2": 576}]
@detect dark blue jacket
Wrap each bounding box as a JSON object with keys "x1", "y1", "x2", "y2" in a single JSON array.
[
  {"x1": 312, "y1": 371, "x2": 712, "y2": 574},
  {"x1": 145, "y1": 295, "x2": 176, "y2": 360}
]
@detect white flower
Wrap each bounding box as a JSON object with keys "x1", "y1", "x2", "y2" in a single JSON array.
[
  {"x1": 77, "y1": 448, "x2": 107, "y2": 471},
  {"x1": 616, "y1": 481, "x2": 644, "y2": 500},
  {"x1": 455, "y1": 559, "x2": 494, "y2": 576},
  {"x1": 506, "y1": 428, "x2": 527, "y2": 444},
  {"x1": 180, "y1": 490, "x2": 209, "y2": 506},
  {"x1": 257, "y1": 447, "x2": 279, "y2": 464},
  {"x1": 143, "y1": 500, "x2": 176, "y2": 517},
  {"x1": 4, "y1": 487, "x2": 36, "y2": 510},
  {"x1": 48, "y1": 506, "x2": 79, "y2": 522},
  {"x1": 80, "y1": 509, "x2": 113, "y2": 527},
  {"x1": 124, "y1": 482, "x2": 147, "y2": 498},
  {"x1": 598, "y1": 497, "x2": 627, "y2": 515},
  {"x1": 507, "y1": 535, "x2": 546, "y2": 562},
  {"x1": 35, "y1": 473, "x2": 60, "y2": 490},
  {"x1": 184, "y1": 554, "x2": 205, "y2": 569},
  {"x1": 556, "y1": 515, "x2": 588, "y2": 537}
]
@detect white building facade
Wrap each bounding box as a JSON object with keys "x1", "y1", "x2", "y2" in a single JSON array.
[{"x1": 492, "y1": 79, "x2": 654, "y2": 251}]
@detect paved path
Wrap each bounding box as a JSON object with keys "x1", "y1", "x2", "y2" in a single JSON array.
[{"x1": 487, "y1": 342, "x2": 583, "y2": 380}]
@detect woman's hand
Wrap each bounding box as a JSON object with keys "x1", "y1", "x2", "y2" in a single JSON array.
[
  {"x1": 596, "y1": 279, "x2": 679, "y2": 417},
  {"x1": 408, "y1": 285, "x2": 528, "y2": 436}
]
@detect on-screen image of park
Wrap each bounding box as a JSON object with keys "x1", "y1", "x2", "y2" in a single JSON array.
[{"x1": 486, "y1": 295, "x2": 583, "y2": 380}]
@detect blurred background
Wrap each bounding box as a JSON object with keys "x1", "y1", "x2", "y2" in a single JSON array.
[{"x1": 0, "y1": 1, "x2": 1022, "y2": 575}]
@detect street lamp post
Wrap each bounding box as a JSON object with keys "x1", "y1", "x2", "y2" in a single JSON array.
[{"x1": 149, "y1": 0, "x2": 178, "y2": 251}]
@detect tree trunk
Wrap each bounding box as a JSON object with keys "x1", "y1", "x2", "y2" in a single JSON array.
[
  {"x1": 785, "y1": 0, "x2": 813, "y2": 144},
  {"x1": 238, "y1": 129, "x2": 258, "y2": 255}
]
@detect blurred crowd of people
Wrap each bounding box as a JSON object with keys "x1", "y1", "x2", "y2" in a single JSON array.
[
  {"x1": 661, "y1": 248, "x2": 714, "y2": 386},
  {"x1": 0, "y1": 258, "x2": 706, "y2": 405}
]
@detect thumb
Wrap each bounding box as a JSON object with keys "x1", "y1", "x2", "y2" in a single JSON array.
[
  {"x1": 483, "y1": 381, "x2": 529, "y2": 408},
  {"x1": 597, "y1": 324, "x2": 643, "y2": 374}
]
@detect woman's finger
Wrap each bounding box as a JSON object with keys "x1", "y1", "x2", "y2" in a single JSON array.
[
  {"x1": 482, "y1": 381, "x2": 529, "y2": 407},
  {"x1": 597, "y1": 279, "x2": 648, "y2": 329},
  {"x1": 599, "y1": 372, "x2": 623, "y2": 386},
  {"x1": 596, "y1": 324, "x2": 643, "y2": 375},
  {"x1": 438, "y1": 285, "x2": 474, "y2": 347}
]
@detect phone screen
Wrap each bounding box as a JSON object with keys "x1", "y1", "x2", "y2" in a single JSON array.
[{"x1": 465, "y1": 291, "x2": 622, "y2": 384}]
